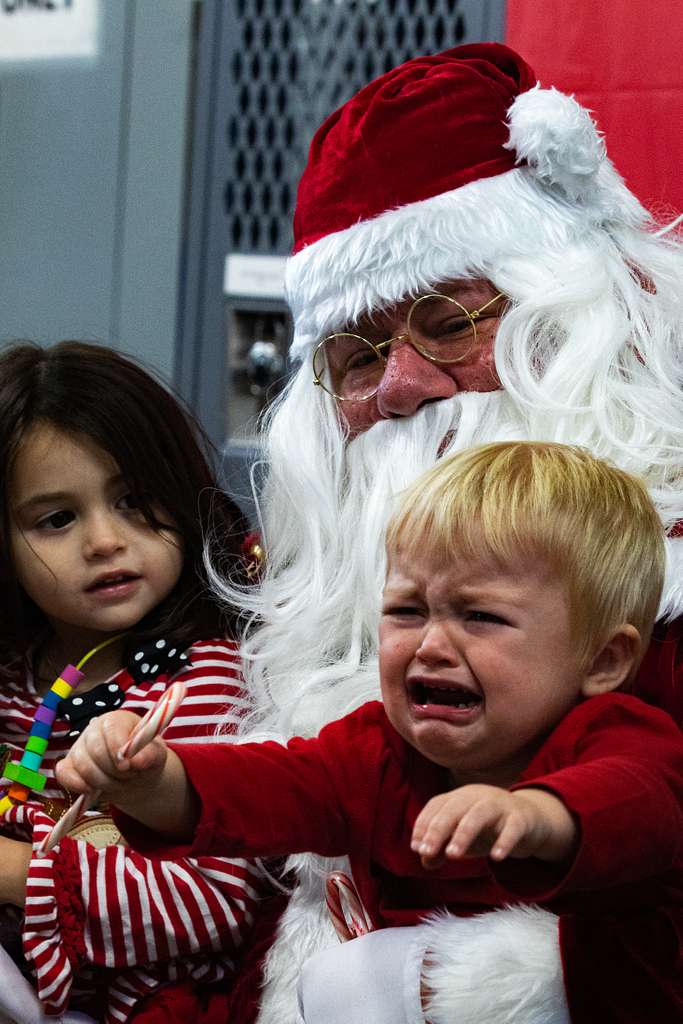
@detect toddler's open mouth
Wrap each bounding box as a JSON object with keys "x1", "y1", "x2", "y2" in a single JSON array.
[{"x1": 410, "y1": 681, "x2": 482, "y2": 710}]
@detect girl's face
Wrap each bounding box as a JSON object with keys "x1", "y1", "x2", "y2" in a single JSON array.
[{"x1": 9, "y1": 422, "x2": 184, "y2": 654}]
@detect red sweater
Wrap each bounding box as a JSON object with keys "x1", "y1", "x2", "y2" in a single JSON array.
[
  {"x1": 123, "y1": 692, "x2": 683, "y2": 1024},
  {"x1": 0, "y1": 640, "x2": 266, "y2": 1021}
]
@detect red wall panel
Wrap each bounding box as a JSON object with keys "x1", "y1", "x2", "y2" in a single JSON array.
[{"x1": 505, "y1": 0, "x2": 683, "y2": 217}]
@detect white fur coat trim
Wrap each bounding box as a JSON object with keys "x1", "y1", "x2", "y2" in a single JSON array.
[{"x1": 422, "y1": 905, "x2": 570, "y2": 1024}]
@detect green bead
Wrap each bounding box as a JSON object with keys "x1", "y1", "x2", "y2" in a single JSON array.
[
  {"x1": 26, "y1": 735, "x2": 49, "y2": 756},
  {"x1": 4, "y1": 762, "x2": 46, "y2": 791}
]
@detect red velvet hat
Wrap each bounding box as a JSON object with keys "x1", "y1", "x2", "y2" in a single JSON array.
[
  {"x1": 293, "y1": 44, "x2": 536, "y2": 254},
  {"x1": 285, "y1": 43, "x2": 644, "y2": 360}
]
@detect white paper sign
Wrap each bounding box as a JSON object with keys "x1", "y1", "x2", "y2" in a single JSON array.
[
  {"x1": 0, "y1": 0, "x2": 99, "y2": 63},
  {"x1": 224, "y1": 253, "x2": 287, "y2": 299}
]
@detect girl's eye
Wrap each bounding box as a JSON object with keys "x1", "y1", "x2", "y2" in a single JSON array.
[
  {"x1": 117, "y1": 492, "x2": 143, "y2": 511},
  {"x1": 37, "y1": 510, "x2": 74, "y2": 531}
]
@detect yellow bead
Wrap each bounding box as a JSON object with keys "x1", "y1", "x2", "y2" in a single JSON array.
[
  {"x1": 52, "y1": 677, "x2": 74, "y2": 700},
  {"x1": 0, "y1": 795, "x2": 14, "y2": 815}
]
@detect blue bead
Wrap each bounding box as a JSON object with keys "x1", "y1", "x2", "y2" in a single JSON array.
[{"x1": 42, "y1": 689, "x2": 62, "y2": 711}]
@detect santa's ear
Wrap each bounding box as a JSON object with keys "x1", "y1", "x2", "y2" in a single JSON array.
[{"x1": 581, "y1": 625, "x2": 641, "y2": 697}]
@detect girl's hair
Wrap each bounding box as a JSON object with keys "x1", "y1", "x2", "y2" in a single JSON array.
[
  {"x1": 386, "y1": 441, "x2": 665, "y2": 671},
  {"x1": 0, "y1": 341, "x2": 248, "y2": 668}
]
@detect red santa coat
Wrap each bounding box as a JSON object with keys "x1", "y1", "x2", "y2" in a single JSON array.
[
  {"x1": 120, "y1": 692, "x2": 683, "y2": 1024},
  {"x1": 634, "y1": 616, "x2": 683, "y2": 726}
]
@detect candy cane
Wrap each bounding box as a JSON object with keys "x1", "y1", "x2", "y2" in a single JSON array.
[
  {"x1": 39, "y1": 681, "x2": 186, "y2": 854},
  {"x1": 118, "y1": 681, "x2": 186, "y2": 760},
  {"x1": 325, "y1": 870, "x2": 374, "y2": 942}
]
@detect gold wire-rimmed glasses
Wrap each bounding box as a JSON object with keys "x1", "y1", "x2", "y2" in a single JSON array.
[{"x1": 312, "y1": 291, "x2": 505, "y2": 402}]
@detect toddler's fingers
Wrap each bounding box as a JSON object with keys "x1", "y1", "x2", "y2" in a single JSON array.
[
  {"x1": 488, "y1": 813, "x2": 527, "y2": 861},
  {"x1": 54, "y1": 756, "x2": 89, "y2": 794},
  {"x1": 55, "y1": 712, "x2": 139, "y2": 790},
  {"x1": 411, "y1": 795, "x2": 448, "y2": 851},
  {"x1": 55, "y1": 746, "x2": 112, "y2": 793},
  {"x1": 444, "y1": 800, "x2": 504, "y2": 858},
  {"x1": 412, "y1": 799, "x2": 464, "y2": 868},
  {"x1": 97, "y1": 710, "x2": 143, "y2": 763}
]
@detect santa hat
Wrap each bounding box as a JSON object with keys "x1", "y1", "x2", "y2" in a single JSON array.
[{"x1": 286, "y1": 43, "x2": 646, "y2": 361}]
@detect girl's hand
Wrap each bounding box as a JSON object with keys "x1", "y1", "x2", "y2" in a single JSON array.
[
  {"x1": 55, "y1": 710, "x2": 197, "y2": 840},
  {"x1": 55, "y1": 710, "x2": 168, "y2": 800},
  {"x1": 411, "y1": 784, "x2": 577, "y2": 869}
]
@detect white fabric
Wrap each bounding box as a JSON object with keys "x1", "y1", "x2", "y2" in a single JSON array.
[
  {"x1": 0, "y1": 944, "x2": 95, "y2": 1024},
  {"x1": 296, "y1": 907, "x2": 570, "y2": 1024},
  {"x1": 297, "y1": 927, "x2": 426, "y2": 1024}
]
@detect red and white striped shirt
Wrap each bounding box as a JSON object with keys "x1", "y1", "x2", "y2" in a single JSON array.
[{"x1": 0, "y1": 640, "x2": 266, "y2": 1022}]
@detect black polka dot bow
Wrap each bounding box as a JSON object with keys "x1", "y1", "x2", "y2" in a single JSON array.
[
  {"x1": 127, "y1": 639, "x2": 191, "y2": 685},
  {"x1": 59, "y1": 682, "x2": 125, "y2": 738}
]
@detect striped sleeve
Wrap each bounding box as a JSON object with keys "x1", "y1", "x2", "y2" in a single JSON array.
[{"x1": 14, "y1": 640, "x2": 269, "y2": 1021}]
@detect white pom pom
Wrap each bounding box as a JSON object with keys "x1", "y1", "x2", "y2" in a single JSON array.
[{"x1": 505, "y1": 84, "x2": 605, "y2": 200}]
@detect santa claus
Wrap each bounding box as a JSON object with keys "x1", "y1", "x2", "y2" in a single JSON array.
[{"x1": 215, "y1": 43, "x2": 683, "y2": 1024}]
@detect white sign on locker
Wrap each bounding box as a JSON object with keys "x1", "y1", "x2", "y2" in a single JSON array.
[{"x1": 0, "y1": 0, "x2": 99, "y2": 63}]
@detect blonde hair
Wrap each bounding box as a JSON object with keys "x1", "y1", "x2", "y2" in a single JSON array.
[{"x1": 386, "y1": 441, "x2": 664, "y2": 668}]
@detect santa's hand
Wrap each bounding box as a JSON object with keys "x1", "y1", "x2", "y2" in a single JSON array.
[
  {"x1": 411, "y1": 784, "x2": 577, "y2": 868},
  {"x1": 55, "y1": 710, "x2": 168, "y2": 798}
]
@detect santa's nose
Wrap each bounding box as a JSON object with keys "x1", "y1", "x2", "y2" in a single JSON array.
[{"x1": 375, "y1": 340, "x2": 457, "y2": 418}]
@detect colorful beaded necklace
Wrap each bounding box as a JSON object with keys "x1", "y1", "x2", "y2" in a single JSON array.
[{"x1": 0, "y1": 633, "x2": 123, "y2": 816}]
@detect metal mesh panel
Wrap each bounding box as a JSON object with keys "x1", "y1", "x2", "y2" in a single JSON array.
[{"x1": 224, "y1": 0, "x2": 476, "y2": 256}]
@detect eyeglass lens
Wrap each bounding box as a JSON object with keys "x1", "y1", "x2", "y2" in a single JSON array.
[{"x1": 314, "y1": 294, "x2": 482, "y2": 401}]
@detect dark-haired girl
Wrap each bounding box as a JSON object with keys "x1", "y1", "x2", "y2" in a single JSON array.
[{"x1": 0, "y1": 342, "x2": 263, "y2": 1023}]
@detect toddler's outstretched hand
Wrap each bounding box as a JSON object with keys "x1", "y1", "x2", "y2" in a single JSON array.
[
  {"x1": 411, "y1": 784, "x2": 577, "y2": 869},
  {"x1": 55, "y1": 710, "x2": 168, "y2": 800}
]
